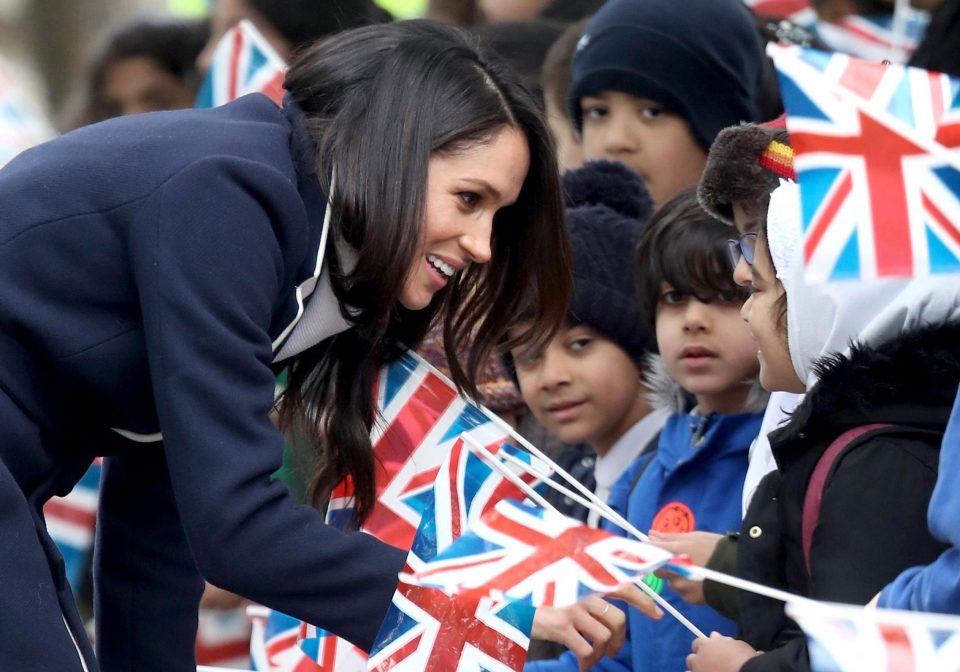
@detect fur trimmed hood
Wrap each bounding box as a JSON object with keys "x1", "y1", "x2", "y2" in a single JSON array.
[
  {"x1": 643, "y1": 353, "x2": 769, "y2": 414},
  {"x1": 776, "y1": 321, "x2": 960, "y2": 445}
]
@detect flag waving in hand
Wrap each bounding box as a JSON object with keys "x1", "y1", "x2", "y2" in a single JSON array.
[
  {"x1": 402, "y1": 499, "x2": 674, "y2": 608},
  {"x1": 769, "y1": 44, "x2": 960, "y2": 283}
]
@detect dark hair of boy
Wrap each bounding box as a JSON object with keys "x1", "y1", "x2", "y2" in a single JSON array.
[
  {"x1": 472, "y1": 19, "x2": 566, "y2": 105},
  {"x1": 634, "y1": 187, "x2": 750, "y2": 329},
  {"x1": 540, "y1": 17, "x2": 588, "y2": 123}
]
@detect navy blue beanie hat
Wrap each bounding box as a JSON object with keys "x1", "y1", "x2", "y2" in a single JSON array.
[
  {"x1": 564, "y1": 161, "x2": 655, "y2": 363},
  {"x1": 569, "y1": 0, "x2": 765, "y2": 148}
]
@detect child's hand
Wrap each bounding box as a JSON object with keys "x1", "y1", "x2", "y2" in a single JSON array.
[
  {"x1": 648, "y1": 530, "x2": 722, "y2": 566},
  {"x1": 686, "y1": 632, "x2": 759, "y2": 672},
  {"x1": 532, "y1": 595, "x2": 625, "y2": 671},
  {"x1": 648, "y1": 530, "x2": 722, "y2": 605}
]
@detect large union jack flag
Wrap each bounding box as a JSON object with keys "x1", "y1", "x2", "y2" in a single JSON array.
[
  {"x1": 770, "y1": 44, "x2": 960, "y2": 282},
  {"x1": 298, "y1": 353, "x2": 537, "y2": 670},
  {"x1": 403, "y1": 499, "x2": 673, "y2": 608},
  {"x1": 366, "y1": 437, "x2": 548, "y2": 671},
  {"x1": 195, "y1": 19, "x2": 286, "y2": 109},
  {"x1": 786, "y1": 601, "x2": 960, "y2": 672}
]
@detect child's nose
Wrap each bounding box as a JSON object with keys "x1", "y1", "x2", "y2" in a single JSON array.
[
  {"x1": 683, "y1": 300, "x2": 711, "y2": 331},
  {"x1": 602, "y1": 115, "x2": 639, "y2": 156}
]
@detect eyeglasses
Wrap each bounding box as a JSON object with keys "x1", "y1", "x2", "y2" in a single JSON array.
[{"x1": 726, "y1": 232, "x2": 758, "y2": 269}]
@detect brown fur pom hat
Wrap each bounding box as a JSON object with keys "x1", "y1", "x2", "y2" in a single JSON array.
[{"x1": 697, "y1": 116, "x2": 795, "y2": 227}]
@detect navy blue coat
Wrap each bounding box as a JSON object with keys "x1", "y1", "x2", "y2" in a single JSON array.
[{"x1": 0, "y1": 94, "x2": 406, "y2": 671}]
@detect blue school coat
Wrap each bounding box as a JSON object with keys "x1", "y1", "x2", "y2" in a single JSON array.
[{"x1": 0, "y1": 94, "x2": 405, "y2": 671}]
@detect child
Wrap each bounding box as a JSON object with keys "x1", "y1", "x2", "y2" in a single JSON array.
[
  {"x1": 508, "y1": 160, "x2": 661, "y2": 529},
  {"x1": 687, "y1": 182, "x2": 960, "y2": 672},
  {"x1": 528, "y1": 187, "x2": 767, "y2": 672},
  {"x1": 568, "y1": 0, "x2": 766, "y2": 206}
]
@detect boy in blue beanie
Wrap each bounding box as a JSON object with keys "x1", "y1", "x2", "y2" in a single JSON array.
[{"x1": 570, "y1": 0, "x2": 766, "y2": 206}]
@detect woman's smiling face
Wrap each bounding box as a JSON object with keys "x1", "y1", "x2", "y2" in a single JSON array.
[{"x1": 398, "y1": 125, "x2": 530, "y2": 311}]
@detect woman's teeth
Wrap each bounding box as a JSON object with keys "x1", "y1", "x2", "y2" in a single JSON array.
[{"x1": 427, "y1": 254, "x2": 455, "y2": 278}]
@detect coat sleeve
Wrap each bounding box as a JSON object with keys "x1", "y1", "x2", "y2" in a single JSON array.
[
  {"x1": 126, "y1": 156, "x2": 406, "y2": 651},
  {"x1": 808, "y1": 435, "x2": 944, "y2": 605}
]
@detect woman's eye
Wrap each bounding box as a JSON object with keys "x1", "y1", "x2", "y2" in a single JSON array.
[{"x1": 458, "y1": 192, "x2": 480, "y2": 209}]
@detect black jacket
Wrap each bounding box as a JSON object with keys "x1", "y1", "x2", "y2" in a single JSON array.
[{"x1": 739, "y1": 323, "x2": 959, "y2": 672}]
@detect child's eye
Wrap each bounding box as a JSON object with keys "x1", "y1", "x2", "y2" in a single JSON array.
[
  {"x1": 582, "y1": 105, "x2": 608, "y2": 121},
  {"x1": 568, "y1": 337, "x2": 592, "y2": 351},
  {"x1": 660, "y1": 289, "x2": 684, "y2": 304},
  {"x1": 639, "y1": 105, "x2": 664, "y2": 120}
]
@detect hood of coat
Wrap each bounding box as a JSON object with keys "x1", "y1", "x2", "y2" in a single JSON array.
[{"x1": 772, "y1": 321, "x2": 960, "y2": 451}]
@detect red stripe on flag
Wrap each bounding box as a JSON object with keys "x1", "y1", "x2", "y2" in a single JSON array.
[
  {"x1": 804, "y1": 170, "x2": 854, "y2": 264},
  {"x1": 839, "y1": 58, "x2": 886, "y2": 100},
  {"x1": 376, "y1": 631, "x2": 424, "y2": 669},
  {"x1": 922, "y1": 192, "x2": 960, "y2": 250},
  {"x1": 879, "y1": 624, "x2": 915, "y2": 672},
  {"x1": 262, "y1": 71, "x2": 286, "y2": 106},
  {"x1": 44, "y1": 499, "x2": 96, "y2": 529},
  {"x1": 228, "y1": 29, "x2": 244, "y2": 103}
]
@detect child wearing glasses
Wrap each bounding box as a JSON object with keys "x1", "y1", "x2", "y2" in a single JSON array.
[{"x1": 685, "y1": 182, "x2": 960, "y2": 672}]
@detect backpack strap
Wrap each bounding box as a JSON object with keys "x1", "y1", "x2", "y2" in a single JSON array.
[{"x1": 801, "y1": 423, "x2": 893, "y2": 575}]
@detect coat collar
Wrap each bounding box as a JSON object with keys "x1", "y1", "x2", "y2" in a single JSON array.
[{"x1": 270, "y1": 97, "x2": 335, "y2": 353}]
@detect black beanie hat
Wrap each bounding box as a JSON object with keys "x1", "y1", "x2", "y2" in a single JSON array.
[
  {"x1": 563, "y1": 161, "x2": 655, "y2": 363},
  {"x1": 568, "y1": 0, "x2": 766, "y2": 148}
]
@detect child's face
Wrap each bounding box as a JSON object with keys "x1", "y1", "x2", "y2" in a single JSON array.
[
  {"x1": 655, "y1": 284, "x2": 759, "y2": 414},
  {"x1": 739, "y1": 236, "x2": 805, "y2": 393},
  {"x1": 510, "y1": 324, "x2": 649, "y2": 455},
  {"x1": 579, "y1": 91, "x2": 707, "y2": 206}
]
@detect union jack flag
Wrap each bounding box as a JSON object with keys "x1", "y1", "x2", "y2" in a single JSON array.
[
  {"x1": 770, "y1": 45, "x2": 960, "y2": 282},
  {"x1": 299, "y1": 353, "x2": 537, "y2": 670},
  {"x1": 403, "y1": 499, "x2": 673, "y2": 608},
  {"x1": 745, "y1": 0, "x2": 815, "y2": 25},
  {"x1": 786, "y1": 600, "x2": 960, "y2": 672},
  {"x1": 195, "y1": 19, "x2": 286, "y2": 109},
  {"x1": 326, "y1": 350, "x2": 517, "y2": 548},
  {"x1": 251, "y1": 609, "x2": 324, "y2": 672},
  {"x1": 366, "y1": 438, "x2": 548, "y2": 671},
  {"x1": 815, "y1": 11, "x2": 928, "y2": 64},
  {"x1": 43, "y1": 458, "x2": 102, "y2": 592}
]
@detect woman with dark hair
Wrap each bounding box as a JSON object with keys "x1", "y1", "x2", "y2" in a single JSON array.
[
  {"x1": 74, "y1": 14, "x2": 209, "y2": 126},
  {"x1": 0, "y1": 20, "x2": 637, "y2": 672}
]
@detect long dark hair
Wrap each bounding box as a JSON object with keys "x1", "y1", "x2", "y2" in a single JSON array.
[{"x1": 278, "y1": 20, "x2": 571, "y2": 523}]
